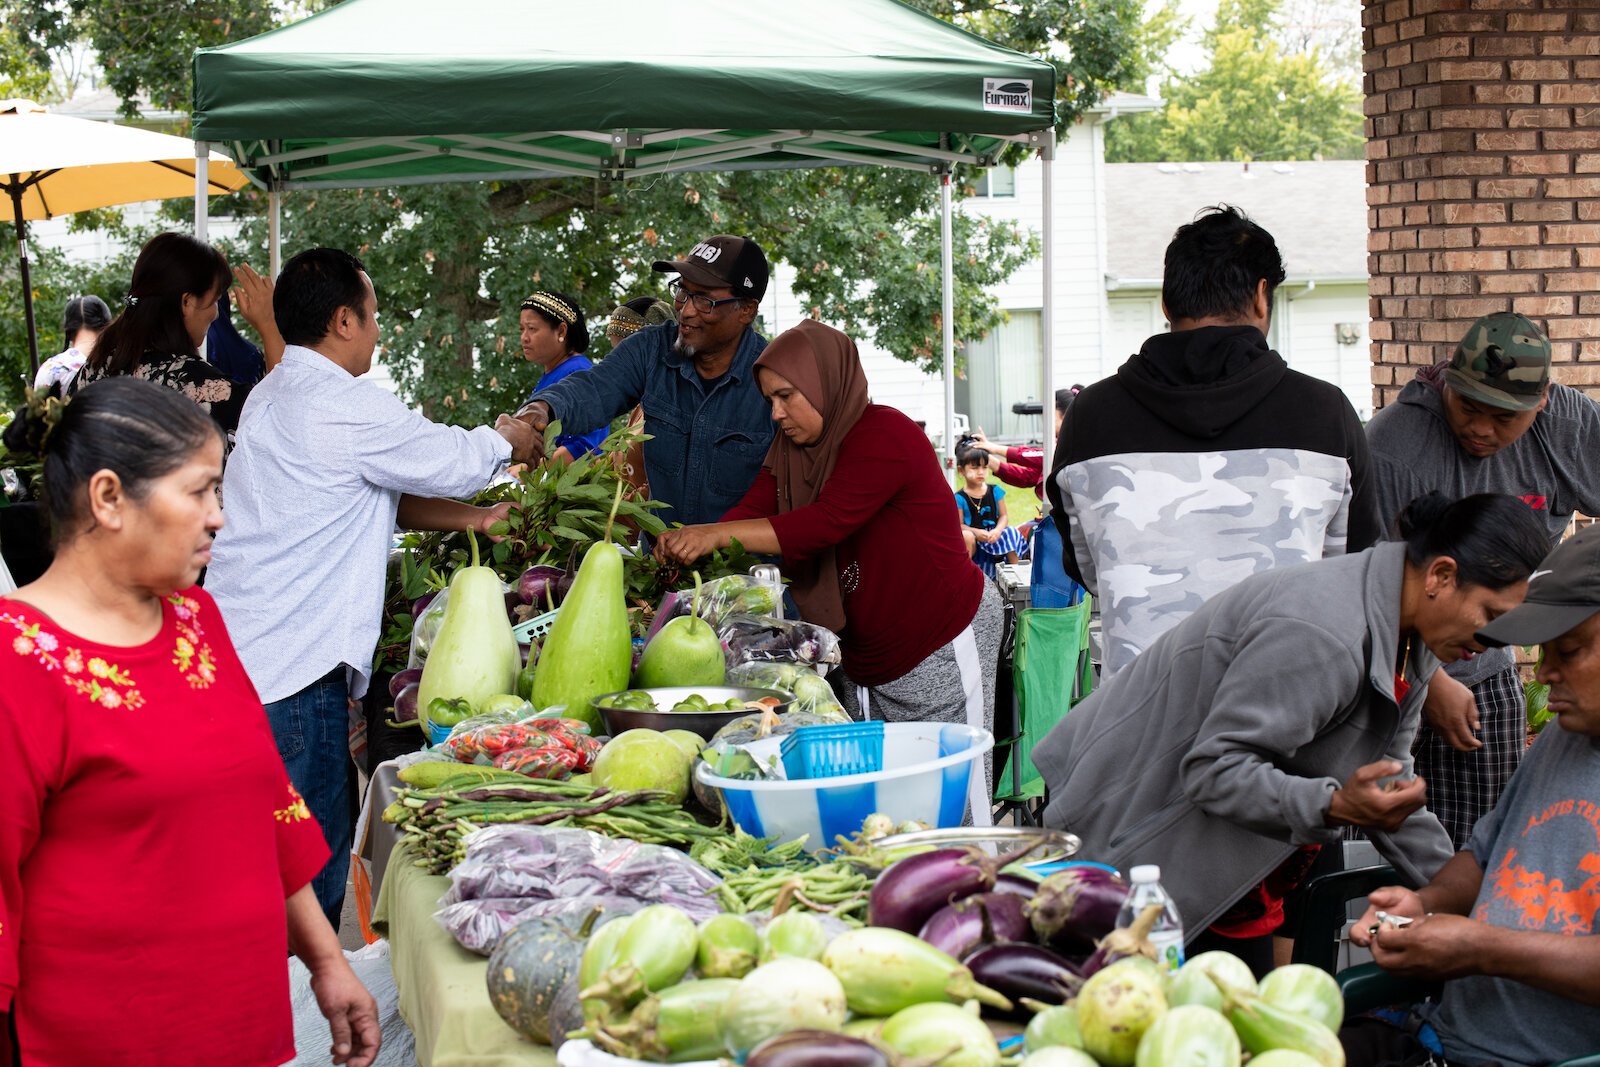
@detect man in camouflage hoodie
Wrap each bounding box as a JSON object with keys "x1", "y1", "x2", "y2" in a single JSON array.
[
  {"x1": 1366, "y1": 311, "x2": 1600, "y2": 848},
  {"x1": 1047, "y1": 206, "x2": 1380, "y2": 676}
]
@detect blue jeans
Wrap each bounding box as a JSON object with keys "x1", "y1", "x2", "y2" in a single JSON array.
[{"x1": 264, "y1": 669, "x2": 352, "y2": 931}]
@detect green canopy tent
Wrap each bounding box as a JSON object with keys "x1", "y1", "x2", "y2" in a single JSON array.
[{"x1": 190, "y1": 0, "x2": 1063, "y2": 470}]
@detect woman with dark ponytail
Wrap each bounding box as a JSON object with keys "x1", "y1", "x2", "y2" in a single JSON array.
[
  {"x1": 0, "y1": 378, "x2": 379, "y2": 1065},
  {"x1": 1034, "y1": 491, "x2": 1549, "y2": 976},
  {"x1": 67, "y1": 232, "x2": 279, "y2": 435}
]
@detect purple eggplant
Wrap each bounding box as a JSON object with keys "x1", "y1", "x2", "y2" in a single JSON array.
[
  {"x1": 963, "y1": 943, "x2": 1084, "y2": 1013},
  {"x1": 388, "y1": 666, "x2": 423, "y2": 701},
  {"x1": 918, "y1": 892, "x2": 1031, "y2": 960},
  {"x1": 869, "y1": 841, "x2": 1046, "y2": 934},
  {"x1": 994, "y1": 872, "x2": 1042, "y2": 898},
  {"x1": 745, "y1": 1031, "x2": 891, "y2": 1067},
  {"x1": 517, "y1": 564, "x2": 566, "y2": 608},
  {"x1": 1080, "y1": 901, "x2": 1163, "y2": 978},
  {"x1": 412, "y1": 590, "x2": 438, "y2": 618},
  {"x1": 1023, "y1": 866, "x2": 1130, "y2": 957},
  {"x1": 392, "y1": 683, "x2": 420, "y2": 724}
]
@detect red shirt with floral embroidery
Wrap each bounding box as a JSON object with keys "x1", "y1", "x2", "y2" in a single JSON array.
[{"x1": 0, "y1": 587, "x2": 329, "y2": 1066}]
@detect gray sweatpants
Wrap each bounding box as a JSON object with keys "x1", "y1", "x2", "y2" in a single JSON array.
[{"x1": 833, "y1": 579, "x2": 1004, "y2": 822}]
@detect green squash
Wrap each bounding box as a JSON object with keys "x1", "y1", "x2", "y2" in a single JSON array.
[
  {"x1": 529, "y1": 539, "x2": 631, "y2": 731},
  {"x1": 486, "y1": 908, "x2": 606, "y2": 1045},
  {"x1": 415, "y1": 532, "x2": 520, "y2": 734}
]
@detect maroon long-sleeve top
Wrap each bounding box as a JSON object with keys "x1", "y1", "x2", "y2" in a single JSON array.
[{"x1": 722, "y1": 405, "x2": 984, "y2": 686}]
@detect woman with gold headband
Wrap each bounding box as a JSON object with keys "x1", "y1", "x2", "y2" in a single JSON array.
[{"x1": 518, "y1": 291, "x2": 607, "y2": 462}]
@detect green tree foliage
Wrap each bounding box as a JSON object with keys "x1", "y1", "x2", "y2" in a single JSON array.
[
  {"x1": 1105, "y1": 0, "x2": 1363, "y2": 163},
  {"x1": 2, "y1": 0, "x2": 1138, "y2": 419},
  {"x1": 0, "y1": 17, "x2": 51, "y2": 100},
  {"x1": 6, "y1": 0, "x2": 272, "y2": 117}
]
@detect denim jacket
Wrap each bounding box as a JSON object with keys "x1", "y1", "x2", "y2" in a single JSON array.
[{"x1": 534, "y1": 322, "x2": 772, "y2": 525}]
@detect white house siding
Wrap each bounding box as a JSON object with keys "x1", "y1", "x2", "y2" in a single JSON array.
[
  {"x1": 760, "y1": 117, "x2": 1111, "y2": 440},
  {"x1": 1099, "y1": 285, "x2": 1373, "y2": 423}
]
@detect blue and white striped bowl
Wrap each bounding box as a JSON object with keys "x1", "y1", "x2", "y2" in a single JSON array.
[{"x1": 696, "y1": 722, "x2": 993, "y2": 850}]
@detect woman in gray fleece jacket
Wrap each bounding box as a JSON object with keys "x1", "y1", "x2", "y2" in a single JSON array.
[{"x1": 1035, "y1": 493, "x2": 1548, "y2": 970}]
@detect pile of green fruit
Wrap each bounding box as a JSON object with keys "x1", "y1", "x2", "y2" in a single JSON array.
[{"x1": 670, "y1": 693, "x2": 749, "y2": 713}]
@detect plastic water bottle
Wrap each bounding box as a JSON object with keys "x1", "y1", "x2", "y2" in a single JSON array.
[{"x1": 1116, "y1": 864, "x2": 1185, "y2": 974}]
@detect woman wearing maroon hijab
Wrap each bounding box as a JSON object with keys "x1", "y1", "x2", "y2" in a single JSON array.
[{"x1": 655, "y1": 321, "x2": 1002, "y2": 760}]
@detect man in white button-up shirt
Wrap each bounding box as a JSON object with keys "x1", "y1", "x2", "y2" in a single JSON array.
[{"x1": 207, "y1": 247, "x2": 535, "y2": 929}]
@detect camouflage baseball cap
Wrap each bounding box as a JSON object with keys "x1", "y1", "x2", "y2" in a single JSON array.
[{"x1": 1445, "y1": 312, "x2": 1551, "y2": 412}]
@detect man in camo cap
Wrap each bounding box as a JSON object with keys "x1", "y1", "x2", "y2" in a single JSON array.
[{"x1": 1366, "y1": 311, "x2": 1600, "y2": 849}]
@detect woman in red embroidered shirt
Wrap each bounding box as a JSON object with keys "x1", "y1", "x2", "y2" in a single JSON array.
[
  {"x1": 655, "y1": 321, "x2": 1003, "y2": 758},
  {"x1": 0, "y1": 378, "x2": 378, "y2": 1067}
]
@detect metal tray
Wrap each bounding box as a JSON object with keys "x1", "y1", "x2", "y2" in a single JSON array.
[{"x1": 872, "y1": 825, "x2": 1080, "y2": 864}]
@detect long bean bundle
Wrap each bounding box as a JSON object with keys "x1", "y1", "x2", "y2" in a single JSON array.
[{"x1": 383, "y1": 773, "x2": 722, "y2": 874}]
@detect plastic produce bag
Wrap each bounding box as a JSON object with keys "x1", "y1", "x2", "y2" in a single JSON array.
[
  {"x1": 408, "y1": 587, "x2": 451, "y2": 668},
  {"x1": 726, "y1": 662, "x2": 845, "y2": 716},
  {"x1": 286, "y1": 940, "x2": 415, "y2": 1067},
  {"x1": 717, "y1": 613, "x2": 840, "y2": 669},
  {"x1": 436, "y1": 825, "x2": 726, "y2": 954},
  {"x1": 439, "y1": 714, "x2": 600, "y2": 776},
  {"x1": 645, "y1": 573, "x2": 785, "y2": 641}
]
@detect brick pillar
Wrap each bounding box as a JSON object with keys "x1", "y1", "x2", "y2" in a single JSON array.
[{"x1": 1363, "y1": 0, "x2": 1600, "y2": 409}]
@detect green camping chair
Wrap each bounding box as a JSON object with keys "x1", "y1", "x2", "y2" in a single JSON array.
[{"x1": 994, "y1": 597, "x2": 1095, "y2": 824}]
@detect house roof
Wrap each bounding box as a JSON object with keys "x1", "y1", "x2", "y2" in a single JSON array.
[{"x1": 1104, "y1": 160, "x2": 1368, "y2": 287}]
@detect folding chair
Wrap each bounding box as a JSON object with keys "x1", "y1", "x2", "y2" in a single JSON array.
[{"x1": 993, "y1": 595, "x2": 1095, "y2": 825}]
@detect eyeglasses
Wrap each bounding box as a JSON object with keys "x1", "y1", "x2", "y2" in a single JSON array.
[{"x1": 669, "y1": 280, "x2": 746, "y2": 316}]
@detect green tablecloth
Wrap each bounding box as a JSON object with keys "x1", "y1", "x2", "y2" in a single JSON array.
[{"x1": 372, "y1": 841, "x2": 557, "y2": 1067}]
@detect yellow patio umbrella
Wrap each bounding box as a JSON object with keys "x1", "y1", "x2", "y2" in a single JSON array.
[{"x1": 1, "y1": 98, "x2": 248, "y2": 375}]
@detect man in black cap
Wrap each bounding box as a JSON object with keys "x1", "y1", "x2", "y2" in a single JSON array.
[
  {"x1": 1367, "y1": 312, "x2": 1600, "y2": 849},
  {"x1": 1343, "y1": 525, "x2": 1600, "y2": 1067},
  {"x1": 515, "y1": 234, "x2": 773, "y2": 526}
]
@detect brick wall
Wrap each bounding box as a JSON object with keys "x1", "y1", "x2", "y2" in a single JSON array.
[{"x1": 1363, "y1": 0, "x2": 1600, "y2": 409}]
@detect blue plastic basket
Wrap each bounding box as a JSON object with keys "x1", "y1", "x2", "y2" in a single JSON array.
[{"x1": 780, "y1": 721, "x2": 885, "y2": 780}]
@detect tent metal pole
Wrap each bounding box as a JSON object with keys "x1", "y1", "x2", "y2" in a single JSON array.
[
  {"x1": 10, "y1": 183, "x2": 39, "y2": 377},
  {"x1": 194, "y1": 141, "x2": 210, "y2": 241},
  {"x1": 268, "y1": 187, "x2": 282, "y2": 277},
  {"x1": 1039, "y1": 139, "x2": 1056, "y2": 507},
  {"x1": 940, "y1": 170, "x2": 956, "y2": 475}
]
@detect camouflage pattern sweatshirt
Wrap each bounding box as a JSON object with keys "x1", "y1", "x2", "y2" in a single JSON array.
[{"x1": 1046, "y1": 325, "x2": 1380, "y2": 675}]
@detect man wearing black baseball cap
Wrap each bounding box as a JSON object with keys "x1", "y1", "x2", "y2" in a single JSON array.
[
  {"x1": 516, "y1": 234, "x2": 773, "y2": 525},
  {"x1": 1343, "y1": 526, "x2": 1600, "y2": 1067},
  {"x1": 1366, "y1": 313, "x2": 1600, "y2": 851}
]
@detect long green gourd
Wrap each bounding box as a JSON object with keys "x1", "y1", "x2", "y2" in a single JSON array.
[
  {"x1": 416, "y1": 531, "x2": 521, "y2": 734},
  {"x1": 529, "y1": 484, "x2": 633, "y2": 730}
]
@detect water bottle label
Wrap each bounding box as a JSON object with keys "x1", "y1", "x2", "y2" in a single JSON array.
[{"x1": 1148, "y1": 930, "x2": 1185, "y2": 973}]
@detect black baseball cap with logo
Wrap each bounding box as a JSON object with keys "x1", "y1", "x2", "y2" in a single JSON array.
[
  {"x1": 653, "y1": 235, "x2": 768, "y2": 302},
  {"x1": 1478, "y1": 525, "x2": 1600, "y2": 646}
]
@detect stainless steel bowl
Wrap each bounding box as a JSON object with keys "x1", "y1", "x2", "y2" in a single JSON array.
[{"x1": 592, "y1": 685, "x2": 794, "y2": 740}]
